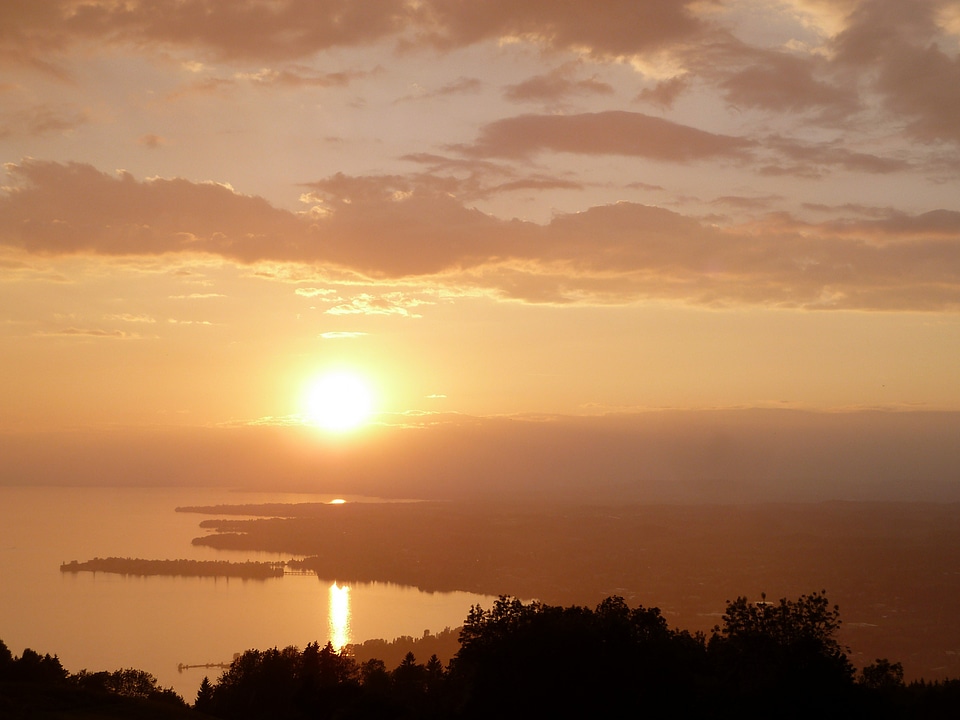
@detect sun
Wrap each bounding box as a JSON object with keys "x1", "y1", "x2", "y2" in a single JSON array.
[{"x1": 303, "y1": 372, "x2": 374, "y2": 431}]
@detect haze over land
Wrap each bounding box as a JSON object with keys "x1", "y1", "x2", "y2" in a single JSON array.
[{"x1": 3, "y1": 410, "x2": 960, "y2": 502}]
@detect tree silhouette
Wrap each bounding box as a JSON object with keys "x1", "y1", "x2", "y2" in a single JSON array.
[
  {"x1": 295, "y1": 641, "x2": 361, "y2": 717},
  {"x1": 195, "y1": 675, "x2": 214, "y2": 712},
  {"x1": 0, "y1": 639, "x2": 13, "y2": 676},
  {"x1": 424, "y1": 653, "x2": 445, "y2": 691},
  {"x1": 450, "y1": 594, "x2": 710, "y2": 717},
  {"x1": 708, "y1": 590, "x2": 855, "y2": 714},
  {"x1": 8, "y1": 648, "x2": 68, "y2": 684},
  {"x1": 359, "y1": 657, "x2": 390, "y2": 695},
  {"x1": 860, "y1": 658, "x2": 905, "y2": 691}
]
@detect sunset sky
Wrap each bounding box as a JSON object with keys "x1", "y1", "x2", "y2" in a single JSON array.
[{"x1": 2, "y1": 1, "x2": 959, "y2": 499}]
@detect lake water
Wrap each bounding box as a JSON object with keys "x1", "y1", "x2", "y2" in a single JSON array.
[{"x1": 0, "y1": 486, "x2": 497, "y2": 700}]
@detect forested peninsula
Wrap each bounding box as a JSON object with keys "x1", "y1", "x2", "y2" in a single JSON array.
[{"x1": 59, "y1": 557, "x2": 285, "y2": 579}]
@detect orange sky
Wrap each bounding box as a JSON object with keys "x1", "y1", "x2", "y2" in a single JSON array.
[{"x1": 1, "y1": 1, "x2": 959, "y2": 499}]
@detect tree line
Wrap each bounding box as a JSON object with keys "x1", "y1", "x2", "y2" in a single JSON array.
[
  {"x1": 4, "y1": 591, "x2": 960, "y2": 718},
  {"x1": 0, "y1": 641, "x2": 191, "y2": 718}
]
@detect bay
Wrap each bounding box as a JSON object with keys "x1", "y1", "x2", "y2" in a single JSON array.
[{"x1": 0, "y1": 486, "x2": 496, "y2": 700}]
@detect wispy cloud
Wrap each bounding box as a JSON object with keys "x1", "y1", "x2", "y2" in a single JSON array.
[
  {"x1": 168, "y1": 293, "x2": 226, "y2": 300},
  {"x1": 326, "y1": 293, "x2": 429, "y2": 317},
  {"x1": 0, "y1": 104, "x2": 89, "y2": 138},
  {"x1": 138, "y1": 134, "x2": 167, "y2": 149},
  {"x1": 35, "y1": 327, "x2": 144, "y2": 339},
  {"x1": 503, "y1": 63, "x2": 613, "y2": 105},
  {"x1": 104, "y1": 313, "x2": 156, "y2": 323},
  {"x1": 635, "y1": 76, "x2": 689, "y2": 109},
  {"x1": 461, "y1": 111, "x2": 753, "y2": 161},
  {"x1": 319, "y1": 331, "x2": 367, "y2": 339},
  {"x1": 295, "y1": 287, "x2": 337, "y2": 297},
  {"x1": 234, "y1": 66, "x2": 365, "y2": 88}
]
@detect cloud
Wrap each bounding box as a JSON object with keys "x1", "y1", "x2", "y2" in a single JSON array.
[
  {"x1": 104, "y1": 313, "x2": 156, "y2": 323},
  {"x1": 711, "y1": 195, "x2": 783, "y2": 211},
  {"x1": 233, "y1": 66, "x2": 364, "y2": 88},
  {"x1": 3, "y1": 0, "x2": 955, "y2": 161},
  {"x1": 479, "y1": 176, "x2": 584, "y2": 197},
  {"x1": 168, "y1": 293, "x2": 226, "y2": 299},
  {"x1": 137, "y1": 134, "x2": 166, "y2": 149},
  {"x1": 1, "y1": 1, "x2": 703, "y2": 65},
  {"x1": 393, "y1": 76, "x2": 482, "y2": 103},
  {"x1": 760, "y1": 135, "x2": 911, "y2": 177},
  {"x1": 504, "y1": 64, "x2": 614, "y2": 104},
  {"x1": 625, "y1": 180, "x2": 664, "y2": 192},
  {"x1": 36, "y1": 327, "x2": 142, "y2": 339},
  {"x1": 628, "y1": 4, "x2": 960, "y2": 148},
  {"x1": 399, "y1": 152, "x2": 508, "y2": 175},
  {"x1": 4, "y1": 160, "x2": 960, "y2": 311},
  {"x1": 710, "y1": 195, "x2": 783, "y2": 213},
  {"x1": 298, "y1": 172, "x2": 507, "y2": 276},
  {"x1": 0, "y1": 257, "x2": 30, "y2": 271},
  {"x1": 635, "y1": 76, "x2": 688, "y2": 109},
  {"x1": 0, "y1": 104, "x2": 88, "y2": 138},
  {"x1": 319, "y1": 331, "x2": 368, "y2": 339},
  {"x1": 437, "y1": 77, "x2": 483, "y2": 95},
  {"x1": 325, "y1": 292, "x2": 429, "y2": 317},
  {"x1": 0, "y1": 160, "x2": 305, "y2": 261},
  {"x1": 165, "y1": 77, "x2": 236, "y2": 100},
  {"x1": 818, "y1": 208, "x2": 960, "y2": 239},
  {"x1": 833, "y1": 0, "x2": 960, "y2": 142},
  {"x1": 397, "y1": 154, "x2": 583, "y2": 199},
  {"x1": 430, "y1": 76, "x2": 483, "y2": 97},
  {"x1": 801, "y1": 202, "x2": 896, "y2": 219},
  {"x1": 1, "y1": 0, "x2": 410, "y2": 64},
  {"x1": 463, "y1": 111, "x2": 753, "y2": 161},
  {"x1": 719, "y1": 50, "x2": 855, "y2": 116},
  {"x1": 295, "y1": 287, "x2": 337, "y2": 297},
  {"x1": 412, "y1": 0, "x2": 704, "y2": 58}
]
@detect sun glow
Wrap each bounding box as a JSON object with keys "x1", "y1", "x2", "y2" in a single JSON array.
[{"x1": 303, "y1": 372, "x2": 374, "y2": 431}]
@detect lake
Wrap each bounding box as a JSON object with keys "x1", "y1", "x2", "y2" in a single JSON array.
[{"x1": 0, "y1": 486, "x2": 497, "y2": 700}]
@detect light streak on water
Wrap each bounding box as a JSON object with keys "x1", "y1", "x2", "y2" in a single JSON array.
[{"x1": 328, "y1": 581, "x2": 351, "y2": 650}]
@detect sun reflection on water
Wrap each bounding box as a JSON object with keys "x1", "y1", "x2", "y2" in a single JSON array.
[{"x1": 328, "y1": 582, "x2": 351, "y2": 651}]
